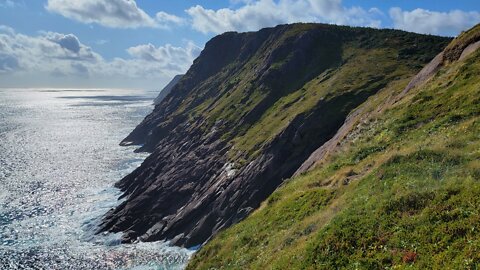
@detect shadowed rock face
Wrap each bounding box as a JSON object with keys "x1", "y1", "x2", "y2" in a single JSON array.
[
  {"x1": 99, "y1": 23, "x2": 450, "y2": 248},
  {"x1": 153, "y1": 75, "x2": 184, "y2": 106}
]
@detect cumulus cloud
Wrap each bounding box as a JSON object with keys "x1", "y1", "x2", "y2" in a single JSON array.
[
  {"x1": 0, "y1": 25, "x2": 201, "y2": 88},
  {"x1": 45, "y1": 0, "x2": 156, "y2": 28},
  {"x1": 127, "y1": 42, "x2": 201, "y2": 72},
  {"x1": 46, "y1": 32, "x2": 82, "y2": 53},
  {"x1": 45, "y1": 0, "x2": 185, "y2": 29},
  {"x1": 156, "y1": 11, "x2": 186, "y2": 27},
  {"x1": 0, "y1": 28, "x2": 101, "y2": 75},
  {"x1": 0, "y1": 25, "x2": 14, "y2": 34},
  {"x1": 87, "y1": 41, "x2": 201, "y2": 82},
  {"x1": 389, "y1": 8, "x2": 480, "y2": 36},
  {"x1": 186, "y1": 0, "x2": 382, "y2": 34}
]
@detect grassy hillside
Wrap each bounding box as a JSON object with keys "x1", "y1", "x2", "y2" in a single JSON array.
[
  {"x1": 196, "y1": 25, "x2": 446, "y2": 162},
  {"x1": 105, "y1": 23, "x2": 450, "y2": 248},
  {"x1": 188, "y1": 28, "x2": 480, "y2": 269}
]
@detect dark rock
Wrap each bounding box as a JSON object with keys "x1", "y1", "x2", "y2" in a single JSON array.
[{"x1": 153, "y1": 74, "x2": 184, "y2": 105}]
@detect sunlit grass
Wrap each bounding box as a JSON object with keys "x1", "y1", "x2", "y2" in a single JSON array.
[{"x1": 188, "y1": 37, "x2": 480, "y2": 270}]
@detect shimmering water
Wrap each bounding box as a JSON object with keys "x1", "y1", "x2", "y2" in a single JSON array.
[{"x1": 0, "y1": 89, "x2": 192, "y2": 269}]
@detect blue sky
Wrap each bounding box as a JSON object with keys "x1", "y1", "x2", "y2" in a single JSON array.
[{"x1": 0, "y1": 0, "x2": 479, "y2": 90}]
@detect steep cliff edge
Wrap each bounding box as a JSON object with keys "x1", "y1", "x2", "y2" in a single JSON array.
[
  {"x1": 153, "y1": 74, "x2": 183, "y2": 105},
  {"x1": 99, "y1": 23, "x2": 450, "y2": 248},
  {"x1": 189, "y1": 24, "x2": 480, "y2": 269}
]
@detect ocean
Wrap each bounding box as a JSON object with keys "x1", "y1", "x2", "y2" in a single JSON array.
[{"x1": 0, "y1": 89, "x2": 192, "y2": 269}]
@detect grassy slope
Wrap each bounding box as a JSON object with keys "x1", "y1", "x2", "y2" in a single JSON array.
[
  {"x1": 231, "y1": 45, "x2": 409, "y2": 160},
  {"x1": 188, "y1": 38, "x2": 480, "y2": 269}
]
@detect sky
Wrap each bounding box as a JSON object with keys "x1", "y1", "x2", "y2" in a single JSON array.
[{"x1": 0, "y1": 0, "x2": 479, "y2": 90}]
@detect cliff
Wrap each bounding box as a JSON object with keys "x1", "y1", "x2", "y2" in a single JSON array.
[
  {"x1": 98, "y1": 23, "x2": 450, "y2": 248},
  {"x1": 153, "y1": 74, "x2": 184, "y2": 106},
  {"x1": 189, "y1": 24, "x2": 480, "y2": 269}
]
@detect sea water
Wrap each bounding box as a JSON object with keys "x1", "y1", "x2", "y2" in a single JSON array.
[{"x1": 0, "y1": 89, "x2": 192, "y2": 269}]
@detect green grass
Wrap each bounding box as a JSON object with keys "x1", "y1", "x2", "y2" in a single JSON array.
[
  {"x1": 230, "y1": 46, "x2": 409, "y2": 160},
  {"x1": 163, "y1": 24, "x2": 448, "y2": 165},
  {"x1": 188, "y1": 36, "x2": 480, "y2": 269}
]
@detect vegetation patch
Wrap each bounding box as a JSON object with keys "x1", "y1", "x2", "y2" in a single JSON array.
[{"x1": 188, "y1": 31, "x2": 480, "y2": 269}]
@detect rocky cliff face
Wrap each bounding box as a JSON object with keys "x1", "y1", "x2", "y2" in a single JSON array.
[
  {"x1": 153, "y1": 74, "x2": 183, "y2": 105},
  {"x1": 99, "y1": 23, "x2": 450, "y2": 248}
]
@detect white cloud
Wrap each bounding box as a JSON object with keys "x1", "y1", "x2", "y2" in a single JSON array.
[
  {"x1": 0, "y1": 26, "x2": 201, "y2": 88},
  {"x1": 389, "y1": 8, "x2": 480, "y2": 36},
  {"x1": 186, "y1": 0, "x2": 382, "y2": 34},
  {"x1": 156, "y1": 11, "x2": 186, "y2": 28},
  {"x1": 45, "y1": 0, "x2": 155, "y2": 28},
  {"x1": 103, "y1": 41, "x2": 201, "y2": 79},
  {"x1": 127, "y1": 42, "x2": 200, "y2": 72},
  {"x1": 0, "y1": 25, "x2": 15, "y2": 34},
  {"x1": 45, "y1": 32, "x2": 82, "y2": 53},
  {"x1": 0, "y1": 28, "x2": 101, "y2": 75},
  {"x1": 45, "y1": 0, "x2": 185, "y2": 29}
]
